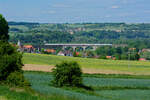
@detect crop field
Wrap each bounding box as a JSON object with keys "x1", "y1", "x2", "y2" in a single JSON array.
[
  {"x1": 0, "y1": 83, "x2": 77, "y2": 100},
  {"x1": 24, "y1": 72, "x2": 150, "y2": 100},
  {"x1": 23, "y1": 53, "x2": 150, "y2": 75}
]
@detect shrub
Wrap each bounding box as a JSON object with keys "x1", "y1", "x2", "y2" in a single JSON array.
[
  {"x1": 99, "y1": 55, "x2": 107, "y2": 59},
  {"x1": 6, "y1": 71, "x2": 30, "y2": 87},
  {"x1": 51, "y1": 61, "x2": 83, "y2": 87}
]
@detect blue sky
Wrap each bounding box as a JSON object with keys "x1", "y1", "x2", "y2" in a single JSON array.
[{"x1": 0, "y1": 0, "x2": 150, "y2": 23}]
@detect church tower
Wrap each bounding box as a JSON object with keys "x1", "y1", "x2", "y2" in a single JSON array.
[{"x1": 17, "y1": 40, "x2": 21, "y2": 47}]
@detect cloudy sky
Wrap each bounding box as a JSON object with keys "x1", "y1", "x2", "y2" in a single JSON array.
[{"x1": 0, "y1": 0, "x2": 150, "y2": 23}]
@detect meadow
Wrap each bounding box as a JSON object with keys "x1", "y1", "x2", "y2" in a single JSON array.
[
  {"x1": 2, "y1": 71, "x2": 150, "y2": 100},
  {"x1": 1, "y1": 53, "x2": 150, "y2": 100},
  {"x1": 20, "y1": 53, "x2": 150, "y2": 100},
  {"x1": 0, "y1": 82, "x2": 77, "y2": 100},
  {"x1": 24, "y1": 71, "x2": 150, "y2": 100},
  {"x1": 23, "y1": 53, "x2": 150, "y2": 75}
]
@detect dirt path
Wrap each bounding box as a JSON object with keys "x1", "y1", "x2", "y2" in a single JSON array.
[
  {"x1": 23, "y1": 64, "x2": 133, "y2": 75},
  {"x1": 23, "y1": 64, "x2": 54, "y2": 72}
]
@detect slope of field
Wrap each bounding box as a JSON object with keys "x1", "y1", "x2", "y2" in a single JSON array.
[
  {"x1": 23, "y1": 53, "x2": 150, "y2": 75},
  {"x1": 24, "y1": 72, "x2": 150, "y2": 100}
]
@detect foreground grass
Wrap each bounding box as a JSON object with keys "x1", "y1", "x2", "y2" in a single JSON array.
[
  {"x1": 0, "y1": 85, "x2": 78, "y2": 100},
  {"x1": 24, "y1": 71, "x2": 150, "y2": 100},
  {"x1": 1, "y1": 71, "x2": 150, "y2": 100},
  {"x1": 23, "y1": 53, "x2": 150, "y2": 75}
]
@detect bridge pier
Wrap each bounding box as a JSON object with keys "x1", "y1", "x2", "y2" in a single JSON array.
[
  {"x1": 62, "y1": 46, "x2": 67, "y2": 50},
  {"x1": 93, "y1": 46, "x2": 97, "y2": 51},
  {"x1": 72, "y1": 46, "x2": 77, "y2": 51},
  {"x1": 44, "y1": 44, "x2": 112, "y2": 52},
  {"x1": 82, "y1": 46, "x2": 87, "y2": 51}
]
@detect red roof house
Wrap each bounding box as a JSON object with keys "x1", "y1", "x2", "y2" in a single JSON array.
[
  {"x1": 106, "y1": 56, "x2": 112, "y2": 59},
  {"x1": 45, "y1": 49, "x2": 56, "y2": 53},
  {"x1": 139, "y1": 58, "x2": 146, "y2": 61},
  {"x1": 23, "y1": 45, "x2": 34, "y2": 49},
  {"x1": 23, "y1": 45, "x2": 34, "y2": 53}
]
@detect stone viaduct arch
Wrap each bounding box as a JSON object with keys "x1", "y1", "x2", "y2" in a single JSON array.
[{"x1": 44, "y1": 44, "x2": 112, "y2": 51}]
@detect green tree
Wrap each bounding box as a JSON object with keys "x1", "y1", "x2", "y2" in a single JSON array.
[
  {"x1": 0, "y1": 14, "x2": 9, "y2": 41},
  {"x1": 121, "y1": 53, "x2": 128, "y2": 60},
  {"x1": 99, "y1": 55, "x2": 107, "y2": 59},
  {"x1": 134, "y1": 53, "x2": 140, "y2": 60},
  {"x1": 0, "y1": 42, "x2": 23, "y2": 81},
  {"x1": 51, "y1": 61, "x2": 83, "y2": 87},
  {"x1": 0, "y1": 14, "x2": 29, "y2": 86}
]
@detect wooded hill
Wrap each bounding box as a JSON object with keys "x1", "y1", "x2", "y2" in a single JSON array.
[{"x1": 9, "y1": 22, "x2": 150, "y2": 49}]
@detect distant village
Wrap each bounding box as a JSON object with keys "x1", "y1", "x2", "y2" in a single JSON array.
[
  {"x1": 15, "y1": 40, "x2": 150, "y2": 61},
  {"x1": 16, "y1": 40, "x2": 76, "y2": 56}
]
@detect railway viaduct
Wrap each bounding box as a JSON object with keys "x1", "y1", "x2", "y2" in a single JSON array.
[{"x1": 44, "y1": 43, "x2": 112, "y2": 51}]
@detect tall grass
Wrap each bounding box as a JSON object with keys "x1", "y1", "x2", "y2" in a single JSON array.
[
  {"x1": 24, "y1": 72, "x2": 108, "y2": 100},
  {"x1": 84, "y1": 77, "x2": 150, "y2": 89},
  {"x1": 96, "y1": 90, "x2": 150, "y2": 100},
  {"x1": 24, "y1": 72, "x2": 150, "y2": 100},
  {"x1": 0, "y1": 84, "x2": 78, "y2": 100}
]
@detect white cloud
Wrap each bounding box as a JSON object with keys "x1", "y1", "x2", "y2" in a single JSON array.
[
  {"x1": 122, "y1": 0, "x2": 128, "y2": 4},
  {"x1": 105, "y1": 15, "x2": 111, "y2": 18},
  {"x1": 52, "y1": 4, "x2": 71, "y2": 8},
  {"x1": 42, "y1": 10, "x2": 56, "y2": 14},
  {"x1": 144, "y1": 10, "x2": 150, "y2": 13},
  {"x1": 118, "y1": 13, "x2": 134, "y2": 17},
  {"x1": 111, "y1": 5, "x2": 119, "y2": 9},
  {"x1": 47, "y1": 11, "x2": 56, "y2": 14}
]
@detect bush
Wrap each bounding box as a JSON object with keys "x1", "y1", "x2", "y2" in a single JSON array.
[
  {"x1": 99, "y1": 55, "x2": 107, "y2": 59},
  {"x1": 6, "y1": 71, "x2": 30, "y2": 87},
  {"x1": 51, "y1": 61, "x2": 83, "y2": 87}
]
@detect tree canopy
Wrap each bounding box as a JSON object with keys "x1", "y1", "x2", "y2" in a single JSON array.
[
  {"x1": 0, "y1": 14, "x2": 9, "y2": 41},
  {"x1": 0, "y1": 14, "x2": 29, "y2": 87},
  {"x1": 8, "y1": 22, "x2": 150, "y2": 49}
]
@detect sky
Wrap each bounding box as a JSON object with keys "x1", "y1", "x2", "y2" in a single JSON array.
[{"x1": 0, "y1": 0, "x2": 150, "y2": 23}]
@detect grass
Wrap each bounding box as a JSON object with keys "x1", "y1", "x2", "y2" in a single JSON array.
[
  {"x1": 1, "y1": 71, "x2": 150, "y2": 100},
  {"x1": 23, "y1": 53, "x2": 150, "y2": 75},
  {"x1": 96, "y1": 90, "x2": 150, "y2": 100},
  {"x1": 83, "y1": 77, "x2": 150, "y2": 89},
  {"x1": 83, "y1": 73, "x2": 150, "y2": 79},
  {"x1": 24, "y1": 71, "x2": 150, "y2": 100},
  {"x1": 0, "y1": 84, "x2": 78, "y2": 100}
]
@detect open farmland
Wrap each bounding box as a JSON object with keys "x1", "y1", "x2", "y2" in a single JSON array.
[
  {"x1": 23, "y1": 53, "x2": 150, "y2": 75},
  {"x1": 24, "y1": 72, "x2": 150, "y2": 100}
]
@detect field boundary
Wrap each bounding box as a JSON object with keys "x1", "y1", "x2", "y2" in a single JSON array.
[{"x1": 23, "y1": 64, "x2": 134, "y2": 75}]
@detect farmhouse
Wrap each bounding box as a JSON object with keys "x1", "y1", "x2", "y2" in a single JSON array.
[
  {"x1": 23, "y1": 45, "x2": 34, "y2": 53},
  {"x1": 142, "y1": 49, "x2": 150, "y2": 52},
  {"x1": 139, "y1": 58, "x2": 146, "y2": 61},
  {"x1": 57, "y1": 51, "x2": 65, "y2": 56},
  {"x1": 44, "y1": 49, "x2": 56, "y2": 54},
  {"x1": 106, "y1": 56, "x2": 112, "y2": 59},
  {"x1": 17, "y1": 40, "x2": 35, "y2": 53}
]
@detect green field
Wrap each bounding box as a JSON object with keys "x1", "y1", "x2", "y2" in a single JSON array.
[
  {"x1": 23, "y1": 53, "x2": 150, "y2": 75},
  {"x1": 0, "y1": 85, "x2": 77, "y2": 100},
  {"x1": 23, "y1": 72, "x2": 150, "y2": 100},
  {"x1": 1, "y1": 53, "x2": 150, "y2": 100},
  {"x1": 3, "y1": 71, "x2": 150, "y2": 100}
]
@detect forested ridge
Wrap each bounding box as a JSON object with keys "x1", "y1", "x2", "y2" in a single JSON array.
[{"x1": 9, "y1": 22, "x2": 150, "y2": 49}]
